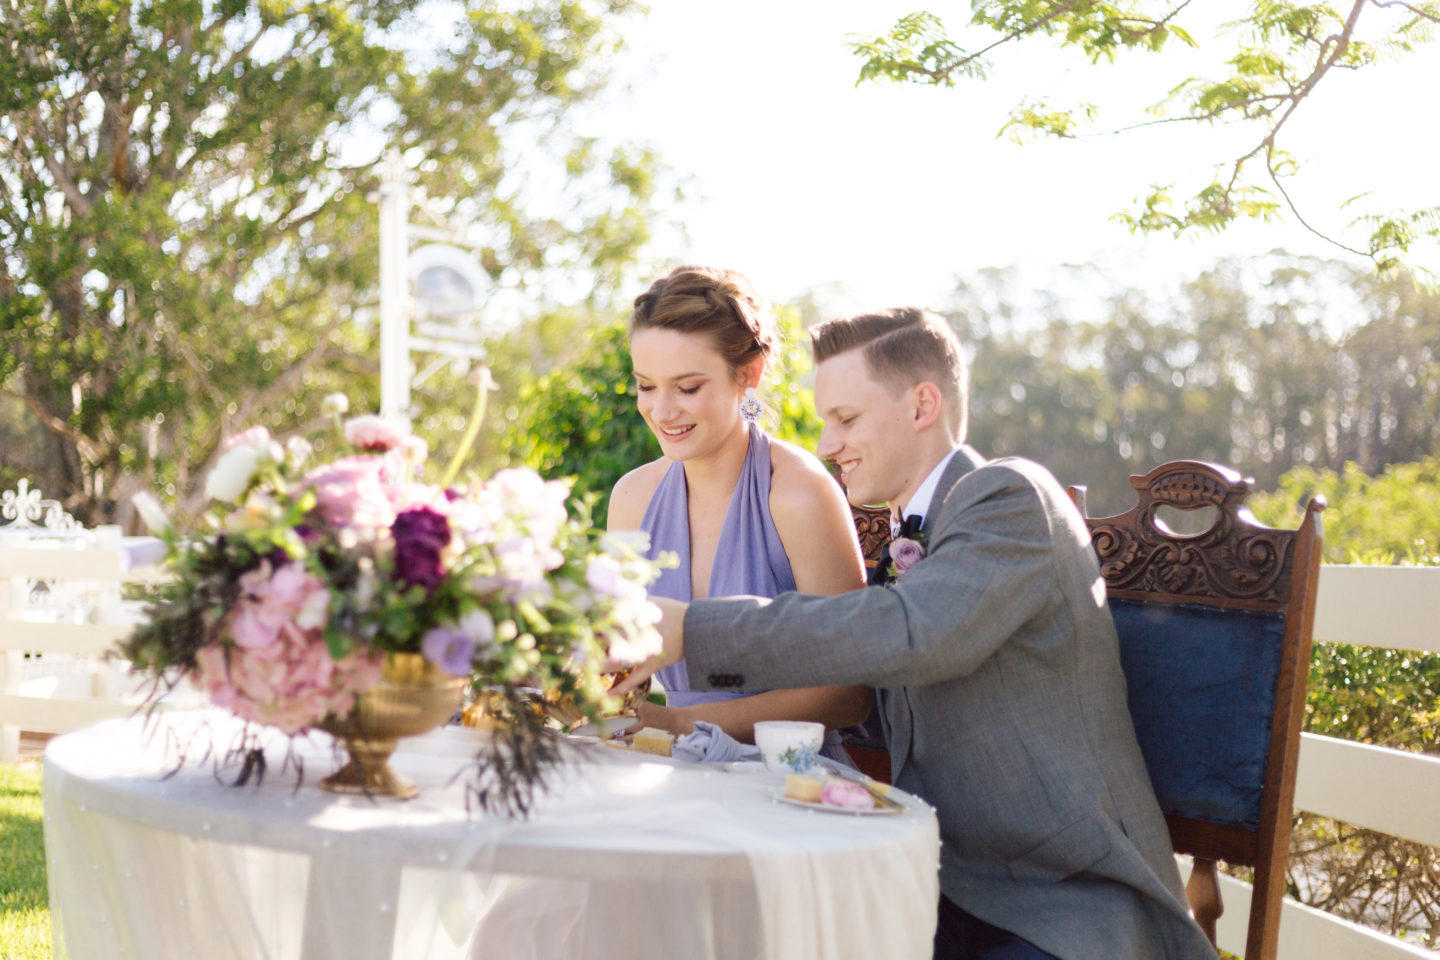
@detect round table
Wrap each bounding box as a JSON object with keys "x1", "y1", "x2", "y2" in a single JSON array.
[{"x1": 43, "y1": 712, "x2": 940, "y2": 960}]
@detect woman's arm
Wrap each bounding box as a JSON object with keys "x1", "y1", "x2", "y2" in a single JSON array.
[{"x1": 625, "y1": 443, "x2": 871, "y2": 741}]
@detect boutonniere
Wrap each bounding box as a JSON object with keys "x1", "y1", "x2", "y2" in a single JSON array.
[{"x1": 888, "y1": 531, "x2": 928, "y2": 580}]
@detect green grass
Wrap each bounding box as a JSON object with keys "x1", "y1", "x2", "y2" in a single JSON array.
[{"x1": 0, "y1": 762, "x2": 50, "y2": 960}]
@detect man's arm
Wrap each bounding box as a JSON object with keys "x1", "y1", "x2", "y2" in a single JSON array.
[{"x1": 615, "y1": 466, "x2": 1059, "y2": 696}]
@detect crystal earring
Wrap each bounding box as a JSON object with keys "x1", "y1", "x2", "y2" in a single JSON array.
[{"x1": 740, "y1": 387, "x2": 762, "y2": 424}]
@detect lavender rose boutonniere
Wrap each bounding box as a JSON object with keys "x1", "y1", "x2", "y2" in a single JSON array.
[{"x1": 888, "y1": 534, "x2": 927, "y2": 580}]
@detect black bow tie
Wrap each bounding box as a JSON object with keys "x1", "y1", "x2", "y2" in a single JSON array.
[{"x1": 895, "y1": 514, "x2": 923, "y2": 540}]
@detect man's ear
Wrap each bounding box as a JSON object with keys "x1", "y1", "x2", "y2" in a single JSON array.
[{"x1": 911, "y1": 381, "x2": 943, "y2": 431}]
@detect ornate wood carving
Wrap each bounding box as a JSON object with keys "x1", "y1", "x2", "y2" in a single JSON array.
[
  {"x1": 1085, "y1": 461, "x2": 1298, "y2": 605},
  {"x1": 851, "y1": 505, "x2": 891, "y2": 573}
]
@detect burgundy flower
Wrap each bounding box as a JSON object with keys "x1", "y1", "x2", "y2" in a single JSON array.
[{"x1": 391, "y1": 507, "x2": 451, "y2": 594}]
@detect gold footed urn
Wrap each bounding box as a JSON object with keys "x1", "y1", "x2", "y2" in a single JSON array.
[{"x1": 318, "y1": 652, "x2": 465, "y2": 799}]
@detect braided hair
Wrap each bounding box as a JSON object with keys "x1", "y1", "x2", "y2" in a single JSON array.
[{"x1": 629, "y1": 267, "x2": 777, "y2": 378}]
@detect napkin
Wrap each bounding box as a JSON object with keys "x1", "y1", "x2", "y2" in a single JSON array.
[{"x1": 673, "y1": 721, "x2": 761, "y2": 763}]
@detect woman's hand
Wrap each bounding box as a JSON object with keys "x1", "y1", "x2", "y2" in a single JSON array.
[{"x1": 621, "y1": 701, "x2": 696, "y2": 738}]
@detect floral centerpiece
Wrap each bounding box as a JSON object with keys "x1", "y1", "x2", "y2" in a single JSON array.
[{"x1": 121, "y1": 385, "x2": 664, "y2": 811}]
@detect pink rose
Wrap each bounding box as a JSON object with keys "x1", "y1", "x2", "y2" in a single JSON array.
[
  {"x1": 890, "y1": 537, "x2": 926, "y2": 577},
  {"x1": 344, "y1": 415, "x2": 404, "y2": 453}
]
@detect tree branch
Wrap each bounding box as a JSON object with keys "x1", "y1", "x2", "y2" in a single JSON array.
[
  {"x1": 935, "y1": 0, "x2": 1091, "y2": 84},
  {"x1": 1370, "y1": 0, "x2": 1440, "y2": 23},
  {"x1": 1, "y1": 385, "x2": 103, "y2": 463}
]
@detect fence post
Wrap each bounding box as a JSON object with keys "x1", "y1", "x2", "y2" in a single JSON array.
[{"x1": 0, "y1": 571, "x2": 19, "y2": 762}]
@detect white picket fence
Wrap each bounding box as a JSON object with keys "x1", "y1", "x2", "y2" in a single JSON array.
[{"x1": 0, "y1": 520, "x2": 1435, "y2": 956}]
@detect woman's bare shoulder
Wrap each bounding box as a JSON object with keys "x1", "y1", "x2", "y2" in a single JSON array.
[
  {"x1": 607, "y1": 458, "x2": 672, "y2": 530},
  {"x1": 767, "y1": 437, "x2": 841, "y2": 504}
]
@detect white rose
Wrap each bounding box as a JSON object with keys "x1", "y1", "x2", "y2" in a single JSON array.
[
  {"x1": 130, "y1": 491, "x2": 171, "y2": 534},
  {"x1": 205, "y1": 444, "x2": 261, "y2": 502}
]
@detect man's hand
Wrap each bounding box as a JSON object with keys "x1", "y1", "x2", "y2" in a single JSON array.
[
  {"x1": 619, "y1": 700, "x2": 696, "y2": 738},
  {"x1": 605, "y1": 596, "x2": 687, "y2": 696}
]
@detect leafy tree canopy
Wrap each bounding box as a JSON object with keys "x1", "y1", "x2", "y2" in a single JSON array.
[
  {"x1": 0, "y1": 0, "x2": 662, "y2": 523},
  {"x1": 850, "y1": 1, "x2": 1440, "y2": 281}
]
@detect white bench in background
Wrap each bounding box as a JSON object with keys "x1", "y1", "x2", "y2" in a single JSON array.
[{"x1": 0, "y1": 480, "x2": 179, "y2": 762}]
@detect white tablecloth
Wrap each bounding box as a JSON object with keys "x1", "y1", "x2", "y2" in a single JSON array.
[{"x1": 43, "y1": 712, "x2": 939, "y2": 960}]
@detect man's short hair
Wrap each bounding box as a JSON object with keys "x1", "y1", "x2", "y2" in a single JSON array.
[{"x1": 810, "y1": 307, "x2": 968, "y2": 442}]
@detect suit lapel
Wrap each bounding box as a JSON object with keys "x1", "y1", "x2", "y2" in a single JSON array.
[
  {"x1": 889, "y1": 446, "x2": 984, "y2": 784},
  {"x1": 919, "y1": 445, "x2": 985, "y2": 541}
]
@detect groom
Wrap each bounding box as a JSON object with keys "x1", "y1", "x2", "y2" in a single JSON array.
[{"x1": 612, "y1": 308, "x2": 1214, "y2": 960}]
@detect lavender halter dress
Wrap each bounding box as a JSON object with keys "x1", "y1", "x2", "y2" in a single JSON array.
[{"x1": 640, "y1": 424, "x2": 849, "y2": 759}]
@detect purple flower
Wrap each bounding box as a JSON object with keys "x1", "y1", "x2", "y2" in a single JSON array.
[
  {"x1": 890, "y1": 537, "x2": 926, "y2": 577},
  {"x1": 391, "y1": 507, "x2": 451, "y2": 594},
  {"x1": 421, "y1": 626, "x2": 475, "y2": 676}
]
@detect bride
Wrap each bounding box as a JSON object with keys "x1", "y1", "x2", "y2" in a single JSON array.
[{"x1": 607, "y1": 266, "x2": 870, "y2": 753}]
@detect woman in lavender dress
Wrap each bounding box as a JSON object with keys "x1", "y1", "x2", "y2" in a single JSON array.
[{"x1": 607, "y1": 266, "x2": 870, "y2": 750}]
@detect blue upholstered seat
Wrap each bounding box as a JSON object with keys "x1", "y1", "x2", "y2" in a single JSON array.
[{"x1": 1110, "y1": 598, "x2": 1286, "y2": 830}]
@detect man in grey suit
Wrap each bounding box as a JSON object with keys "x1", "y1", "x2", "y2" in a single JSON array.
[{"x1": 611, "y1": 308, "x2": 1215, "y2": 960}]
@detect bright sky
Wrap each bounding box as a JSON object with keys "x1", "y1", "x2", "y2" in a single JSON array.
[{"x1": 583, "y1": 1, "x2": 1440, "y2": 317}]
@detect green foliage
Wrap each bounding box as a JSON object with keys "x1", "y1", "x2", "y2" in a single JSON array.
[
  {"x1": 0, "y1": 0, "x2": 662, "y2": 525},
  {"x1": 496, "y1": 322, "x2": 655, "y2": 524},
  {"x1": 1248, "y1": 456, "x2": 1440, "y2": 748},
  {"x1": 0, "y1": 764, "x2": 48, "y2": 960},
  {"x1": 1249, "y1": 457, "x2": 1440, "y2": 565},
  {"x1": 849, "y1": 1, "x2": 1440, "y2": 278},
  {"x1": 498, "y1": 305, "x2": 825, "y2": 526}
]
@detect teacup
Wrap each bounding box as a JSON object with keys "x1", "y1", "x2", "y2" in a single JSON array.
[{"x1": 753, "y1": 720, "x2": 824, "y2": 773}]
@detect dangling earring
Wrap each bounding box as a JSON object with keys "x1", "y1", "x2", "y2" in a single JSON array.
[{"x1": 740, "y1": 387, "x2": 762, "y2": 424}]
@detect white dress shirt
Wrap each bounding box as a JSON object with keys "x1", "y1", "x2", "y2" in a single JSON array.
[{"x1": 892, "y1": 449, "x2": 959, "y2": 535}]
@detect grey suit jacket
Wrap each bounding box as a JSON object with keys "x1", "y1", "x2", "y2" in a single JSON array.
[{"x1": 684, "y1": 448, "x2": 1215, "y2": 960}]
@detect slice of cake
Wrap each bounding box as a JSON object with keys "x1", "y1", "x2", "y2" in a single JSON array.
[
  {"x1": 632, "y1": 727, "x2": 675, "y2": 756},
  {"x1": 783, "y1": 773, "x2": 825, "y2": 803}
]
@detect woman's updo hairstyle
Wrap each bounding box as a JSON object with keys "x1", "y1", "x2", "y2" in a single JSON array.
[{"x1": 629, "y1": 266, "x2": 777, "y2": 379}]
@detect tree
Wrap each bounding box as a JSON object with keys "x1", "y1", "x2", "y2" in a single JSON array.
[
  {"x1": 944, "y1": 253, "x2": 1440, "y2": 514},
  {"x1": 0, "y1": 0, "x2": 663, "y2": 524},
  {"x1": 849, "y1": 1, "x2": 1440, "y2": 280}
]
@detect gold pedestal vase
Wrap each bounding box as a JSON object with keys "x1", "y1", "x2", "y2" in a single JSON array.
[{"x1": 318, "y1": 652, "x2": 465, "y2": 799}]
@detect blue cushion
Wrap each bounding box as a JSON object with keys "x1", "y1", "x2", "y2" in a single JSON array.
[{"x1": 1109, "y1": 598, "x2": 1286, "y2": 829}]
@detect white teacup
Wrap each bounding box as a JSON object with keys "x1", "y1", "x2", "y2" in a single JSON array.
[{"x1": 753, "y1": 720, "x2": 825, "y2": 773}]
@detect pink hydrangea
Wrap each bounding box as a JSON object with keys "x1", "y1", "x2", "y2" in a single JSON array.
[
  {"x1": 195, "y1": 632, "x2": 383, "y2": 734},
  {"x1": 302, "y1": 456, "x2": 395, "y2": 530},
  {"x1": 230, "y1": 561, "x2": 331, "y2": 650},
  {"x1": 344, "y1": 415, "x2": 404, "y2": 453}
]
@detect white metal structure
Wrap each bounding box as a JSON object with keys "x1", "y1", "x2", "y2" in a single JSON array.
[
  {"x1": 1, "y1": 546, "x2": 1436, "y2": 956},
  {"x1": 376, "y1": 152, "x2": 489, "y2": 426}
]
